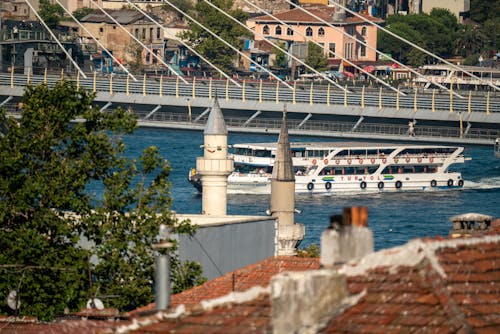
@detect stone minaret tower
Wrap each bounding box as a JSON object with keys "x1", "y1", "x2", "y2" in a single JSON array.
[
  {"x1": 197, "y1": 96, "x2": 233, "y2": 216},
  {"x1": 270, "y1": 106, "x2": 305, "y2": 255}
]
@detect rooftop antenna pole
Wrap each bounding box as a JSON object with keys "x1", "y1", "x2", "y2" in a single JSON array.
[
  {"x1": 283, "y1": 0, "x2": 463, "y2": 98},
  {"x1": 328, "y1": 0, "x2": 499, "y2": 93},
  {"x1": 24, "y1": 0, "x2": 87, "y2": 78},
  {"x1": 90, "y1": 1, "x2": 189, "y2": 84},
  {"x1": 242, "y1": 0, "x2": 403, "y2": 96},
  {"x1": 201, "y1": 0, "x2": 349, "y2": 92},
  {"x1": 125, "y1": 0, "x2": 240, "y2": 87},
  {"x1": 162, "y1": 0, "x2": 291, "y2": 89},
  {"x1": 54, "y1": 0, "x2": 137, "y2": 81}
]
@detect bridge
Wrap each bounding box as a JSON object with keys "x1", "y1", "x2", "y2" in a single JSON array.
[{"x1": 1, "y1": 71, "x2": 499, "y2": 146}]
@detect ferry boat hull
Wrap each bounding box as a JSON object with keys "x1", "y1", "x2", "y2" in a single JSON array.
[{"x1": 188, "y1": 142, "x2": 468, "y2": 195}]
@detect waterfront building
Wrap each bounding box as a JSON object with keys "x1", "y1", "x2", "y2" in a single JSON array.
[
  {"x1": 246, "y1": 2, "x2": 383, "y2": 66},
  {"x1": 72, "y1": 9, "x2": 164, "y2": 67}
]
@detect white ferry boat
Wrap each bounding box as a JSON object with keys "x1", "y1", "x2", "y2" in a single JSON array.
[{"x1": 188, "y1": 142, "x2": 469, "y2": 194}]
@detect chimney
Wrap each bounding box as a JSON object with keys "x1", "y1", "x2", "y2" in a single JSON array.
[
  {"x1": 332, "y1": 0, "x2": 346, "y2": 21},
  {"x1": 449, "y1": 212, "x2": 494, "y2": 238},
  {"x1": 320, "y1": 207, "x2": 373, "y2": 268},
  {"x1": 271, "y1": 270, "x2": 347, "y2": 334},
  {"x1": 154, "y1": 224, "x2": 173, "y2": 311}
]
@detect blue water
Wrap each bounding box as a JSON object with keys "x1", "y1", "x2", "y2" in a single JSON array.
[{"x1": 123, "y1": 127, "x2": 500, "y2": 251}]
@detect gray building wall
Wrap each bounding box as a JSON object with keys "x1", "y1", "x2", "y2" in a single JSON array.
[{"x1": 177, "y1": 216, "x2": 276, "y2": 280}]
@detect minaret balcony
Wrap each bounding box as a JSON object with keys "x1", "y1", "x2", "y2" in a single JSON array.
[{"x1": 196, "y1": 157, "x2": 234, "y2": 176}]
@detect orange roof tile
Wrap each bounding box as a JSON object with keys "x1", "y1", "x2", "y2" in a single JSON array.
[
  {"x1": 250, "y1": 6, "x2": 383, "y2": 24},
  {"x1": 128, "y1": 256, "x2": 320, "y2": 316},
  {"x1": 125, "y1": 220, "x2": 500, "y2": 333}
]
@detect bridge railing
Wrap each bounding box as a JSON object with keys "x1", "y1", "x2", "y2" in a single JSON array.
[
  {"x1": 1, "y1": 72, "x2": 499, "y2": 114},
  {"x1": 136, "y1": 111, "x2": 500, "y2": 141}
]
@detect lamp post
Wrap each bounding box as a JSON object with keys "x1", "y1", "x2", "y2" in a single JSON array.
[{"x1": 153, "y1": 224, "x2": 173, "y2": 311}]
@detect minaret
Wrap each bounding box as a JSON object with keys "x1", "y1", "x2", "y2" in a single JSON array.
[
  {"x1": 270, "y1": 106, "x2": 305, "y2": 256},
  {"x1": 196, "y1": 96, "x2": 233, "y2": 216}
]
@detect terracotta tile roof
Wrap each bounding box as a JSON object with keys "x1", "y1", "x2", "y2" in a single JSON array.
[
  {"x1": 128, "y1": 256, "x2": 320, "y2": 316},
  {"x1": 124, "y1": 220, "x2": 500, "y2": 333},
  {"x1": 250, "y1": 6, "x2": 383, "y2": 24},
  {"x1": 0, "y1": 316, "x2": 121, "y2": 334},
  {"x1": 251, "y1": 6, "x2": 335, "y2": 24}
]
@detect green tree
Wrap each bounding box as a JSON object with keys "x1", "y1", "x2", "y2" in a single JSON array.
[
  {"x1": 39, "y1": 0, "x2": 65, "y2": 28},
  {"x1": 179, "y1": 0, "x2": 250, "y2": 73},
  {"x1": 126, "y1": 42, "x2": 144, "y2": 75},
  {"x1": 305, "y1": 42, "x2": 328, "y2": 72},
  {"x1": 162, "y1": 0, "x2": 195, "y2": 20},
  {"x1": 272, "y1": 42, "x2": 288, "y2": 69},
  {"x1": 0, "y1": 81, "x2": 203, "y2": 320},
  {"x1": 378, "y1": 13, "x2": 457, "y2": 65},
  {"x1": 72, "y1": 7, "x2": 94, "y2": 21},
  {"x1": 470, "y1": 0, "x2": 500, "y2": 24}
]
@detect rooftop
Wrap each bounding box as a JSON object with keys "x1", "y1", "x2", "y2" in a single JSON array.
[{"x1": 121, "y1": 219, "x2": 500, "y2": 333}]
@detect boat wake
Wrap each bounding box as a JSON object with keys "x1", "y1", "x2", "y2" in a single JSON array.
[{"x1": 463, "y1": 176, "x2": 500, "y2": 190}]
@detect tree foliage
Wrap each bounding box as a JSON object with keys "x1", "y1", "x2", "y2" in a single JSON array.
[
  {"x1": 179, "y1": 0, "x2": 250, "y2": 73},
  {"x1": 272, "y1": 42, "x2": 288, "y2": 69},
  {"x1": 72, "y1": 7, "x2": 94, "y2": 21},
  {"x1": 305, "y1": 42, "x2": 328, "y2": 72},
  {"x1": 39, "y1": 0, "x2": 65, "y2": 28},
  {"x1": 0, "y1": 82, "x2": 204, "y2": 320}
]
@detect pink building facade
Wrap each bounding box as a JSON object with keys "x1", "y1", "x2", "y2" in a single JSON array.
[{"x1": 247, "y1": 6, "x2": 383, "y2": 64}]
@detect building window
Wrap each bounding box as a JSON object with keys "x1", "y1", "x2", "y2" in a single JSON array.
[
  {"x1": 99, "y1": 27, "x2": 103, "y2": 33},
  {"x1": 135, "y1": 28, "x2": 139, "y2": 38},
  {"x1": 157, "y1": 27, "x2": 161, "y2": 39},
  {"x1": 142, "y1": 28, "x2": 146, "y2": 39},
  {"x1": 150, "y1": 27, "x2": 153, "y2": 40},
  {"x1": 287, "y1": 27, "x2": 294, "y2": 36},
  {"x1": 318, "y1": 27, "x2": 325, "y2": 37},
  {"x1": 361, "y1": 26, "x2": 367, "y2": 36},
  {"x1": 329, "y1": 43, "x2": 336, "y2": 56},
  {"x1": 275, "y1": 26, "x2": 282, "y2": 35},
  {"x1": 306, "y1": 27, "x2": 313, "y2": 37},
  {"x1": 360, "y1": 44, "x2": 366, "y2": 57},
  {"x1": 263, "y1": 25, "x2": 269, "y2": 35},
  {"x1": 344, "y1": 42, "x2": 353, "y2": 59}
]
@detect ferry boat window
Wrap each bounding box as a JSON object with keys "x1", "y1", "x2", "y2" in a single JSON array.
[
  {"x1": 335, "y1": 150, "x2": 349, "y2": 157},
  {"x1": 350, "y1": 150, "x2": 366, "y2": 157},
  {"x1": 378, "y1": 149, "x2": 392, "y2": 156},
  {"x1": 366, "y1": 149, "x2": 378, "y2": 156},
  {"x1": 254, "y1": 149, "x2": 271, "y2": 157}
]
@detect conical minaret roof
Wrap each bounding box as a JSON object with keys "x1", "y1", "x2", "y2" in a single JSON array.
[
  {"x1": 204, "y1": 95, "x2": 227, "y2": 135},
  {"x1": 272, "y1": 106, "x2": 294, "y2": 182}
]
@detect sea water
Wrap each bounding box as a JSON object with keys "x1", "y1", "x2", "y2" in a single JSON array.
[{"x1": 123, "y1": 127, "x2": 500, "y2": 251}]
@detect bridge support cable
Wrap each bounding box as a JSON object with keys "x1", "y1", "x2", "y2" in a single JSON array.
[
  {"x1": 100, "y1": 102, "x2": 112, "y2": 112},
  {"x1": 351, "y1": 116, "x2": 365, "y2": 132},
  {"x1": 241, "y1": 0, "x2": 402, "y2": 96},
  {"x1": 144, "y1": 105, "x2": 162, "y2": 120},
  {"x1": 284, "y1": 0, "x2": 461, "y2": 98},
  {"x1": 193, "y1": 108, "x2": 211, "y2": 123},
  {"x1": 23, "y1": 0, "x2": 87, "y2": 79},
  {"x1": 201, "y1": 0, "x2": 348, "y2": 93},
  {"x1": 297, "y1": 113, "x2": 312, "y2": 128},
  {"x1": 54, "y1": 0, "x2": 137, "y2": 81},
  {"x1": 162, "y1": 0, "x2": 289, "y2": 89},
  {"x1": 89, "y1": 1, "x2": 188, "y2": 85},
  {"x1": 243, "y1": 111, "x2": 262, "y2": 127},
  {"x1": 0, "y1": 96, "x2": 13, "y2": 107},
  {"x1": 125, "y1": 1, "x2": 239, "y2": 88},
  {"x1": 328, "y1": 0, "x2": 498, "y2": 93}
]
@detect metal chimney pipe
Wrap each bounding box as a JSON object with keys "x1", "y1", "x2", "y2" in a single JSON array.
[{"x1": 155, "y1": 254, "x2": 170, "y2": 311}]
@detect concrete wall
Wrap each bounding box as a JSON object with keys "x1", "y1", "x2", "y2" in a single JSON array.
[{"x1": 178, "y1": 216, "x2": 276, "y2": 280}]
